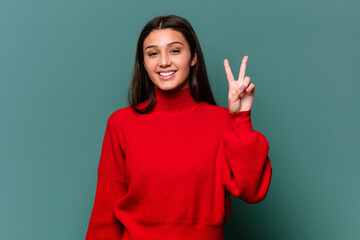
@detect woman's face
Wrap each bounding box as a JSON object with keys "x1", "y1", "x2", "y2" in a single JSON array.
[{"x1": 143, "y1": 28, "x2": 197, "y2": 91}]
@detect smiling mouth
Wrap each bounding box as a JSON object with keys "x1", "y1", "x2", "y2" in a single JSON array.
[{"x1": 158, "y1": 71, "x2": 176, "y2": 77}]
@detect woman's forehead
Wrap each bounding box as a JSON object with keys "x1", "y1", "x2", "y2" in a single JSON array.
[{"x1": 143, "y1": 29, "x2": 188, "y2": 49}]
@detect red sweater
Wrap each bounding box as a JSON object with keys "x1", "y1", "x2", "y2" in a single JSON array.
[{"x1": 86, "y1": 86, "x2": 272, "y2": 240}]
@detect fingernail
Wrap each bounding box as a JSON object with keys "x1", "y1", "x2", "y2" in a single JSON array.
[
  {"x1": 240, "y1": 86, "x2": 243, "y2": 90},
  {"x1": 246, "y1": 88, "x2": 251, "y2": 91}
]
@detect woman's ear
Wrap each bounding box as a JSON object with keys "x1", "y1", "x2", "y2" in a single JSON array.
[{"x1": 191, "y1": 51, "x2": 197, "y2": 67}]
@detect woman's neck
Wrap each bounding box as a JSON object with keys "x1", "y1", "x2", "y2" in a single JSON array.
[{"x1": 152, "y1": 86, "x2": 199, "y2": 114}]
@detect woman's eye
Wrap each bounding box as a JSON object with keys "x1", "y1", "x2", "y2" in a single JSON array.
[
  {"x1": 170, "y1": 49, "x2": 180, "y2": 54},
  {"x1": 148, "y1": 52, "x2": 158, "y2": 57}
]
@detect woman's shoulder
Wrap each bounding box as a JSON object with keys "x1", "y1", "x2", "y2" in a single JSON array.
[
  {"x1": 106, "y1": 105, "x2": 136, "y2": 126},
  {"x1": 110, "y1": 105, "x2": 133, "y2": 116},
  {"x1": 198, "y1": 101, "x2": 230, "y2": 121},
  {"x1": 200, "y1": 101, "x2": 229, "y2": 115}
]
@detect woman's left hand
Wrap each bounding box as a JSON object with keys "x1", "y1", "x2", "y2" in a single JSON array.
[{"x1": 224, "y1": 56, "x2": 255, "y2": 113}]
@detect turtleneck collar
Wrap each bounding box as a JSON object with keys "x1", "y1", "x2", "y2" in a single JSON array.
[{"x1": 152, "y1": 86, "x2": 199, "y2": 114}]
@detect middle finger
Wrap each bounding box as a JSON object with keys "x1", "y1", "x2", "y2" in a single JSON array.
[{"x1": 238, "y1": 56, "x2": 248, "y2": 80}]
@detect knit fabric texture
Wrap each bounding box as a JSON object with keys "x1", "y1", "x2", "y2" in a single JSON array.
[{"x1": 86, "y1": 86, "x2": 272, "y2": 240}]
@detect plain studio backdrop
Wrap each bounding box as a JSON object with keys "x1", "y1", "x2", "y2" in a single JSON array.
[{"x1": 1, "y1": 0, "x2": 359, "y2": 239}]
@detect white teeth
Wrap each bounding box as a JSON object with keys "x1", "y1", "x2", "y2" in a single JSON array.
[{"x1": 159, "y1": 71, "x2": 175, "y2": 76}]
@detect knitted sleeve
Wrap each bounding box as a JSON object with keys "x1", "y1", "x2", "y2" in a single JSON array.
[
  {"x1": 86, "y1": 113, "x2": 127, "y2": 239},
  {"x1": 220, "y1": 110, "x2": 272, "y2": 204}
]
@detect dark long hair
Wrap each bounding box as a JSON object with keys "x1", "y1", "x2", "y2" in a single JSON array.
[{"x1": 129, "y1": 15, "x2": 217, "y2": 114}]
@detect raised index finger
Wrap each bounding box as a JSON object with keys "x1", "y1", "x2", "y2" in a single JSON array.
[
  {"x1": 224, "y1": 59, "x2": 235, "y2": 84},
  {"x1": 238, "y1": 56, "x2": 248, "y2": 80}
]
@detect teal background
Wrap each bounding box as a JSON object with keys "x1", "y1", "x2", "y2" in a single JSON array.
[{"x1": 1, "y1": 0, "x2": 359, "y2": 239}]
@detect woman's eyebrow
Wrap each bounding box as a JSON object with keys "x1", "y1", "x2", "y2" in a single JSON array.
[{"x1": 144, "y1": 41, "x2": 184, "y2": 50}]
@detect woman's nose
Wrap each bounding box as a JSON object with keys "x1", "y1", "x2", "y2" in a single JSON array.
[{"x1": 159, "y1": 53, "x2": 171, "y2": 67}]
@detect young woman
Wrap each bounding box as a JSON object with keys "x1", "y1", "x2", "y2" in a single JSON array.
[{"x1": 86, "y1": 15, "x2": 272, "y2": 240}]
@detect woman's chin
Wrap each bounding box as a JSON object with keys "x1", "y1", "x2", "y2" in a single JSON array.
[{"x1": 154, "y1": 81, "x2": 189, "y2": 92}]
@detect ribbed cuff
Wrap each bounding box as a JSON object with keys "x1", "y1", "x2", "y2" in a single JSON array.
[{"x1": 229, "y1": 110, "x2": 253, "y2": 134}]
